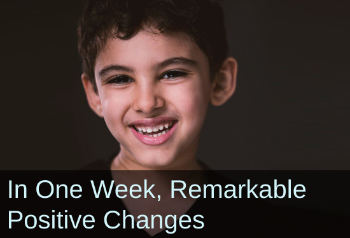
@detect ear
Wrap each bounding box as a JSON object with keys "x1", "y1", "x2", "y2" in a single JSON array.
[
  {"x1": 210, "y1": 57, "x2": 237, "y2": 106},
  {"x1": 81, "y1": 73, "x2": 104, "y2": 117}
]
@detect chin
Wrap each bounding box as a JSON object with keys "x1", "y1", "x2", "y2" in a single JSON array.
[{"x1": 135, "y1": 152, "x2": 177, "y2": 169}]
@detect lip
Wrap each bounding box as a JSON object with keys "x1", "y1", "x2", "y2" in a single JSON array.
[
  {"x1": 129, "y1": 117, "x2": 177, "y2": 127},
  {"x1": 130, "y1": 119, "x2": 178, "y2": 146}
]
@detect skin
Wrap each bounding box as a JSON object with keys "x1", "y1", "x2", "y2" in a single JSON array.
[
  {"x1": 82, "y1": 28, "x2": 237, "y2": 171},
  {"x1": 82, "y1": 27, "x2": 237, "y2": 236}
]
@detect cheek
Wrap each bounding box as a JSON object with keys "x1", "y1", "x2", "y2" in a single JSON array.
[
  {"x1": 99, "y1": 89, "x2": 128, "y2": 137},
  {"x1": 166, "y1": 79, "x2": 210, "y2": 126}
]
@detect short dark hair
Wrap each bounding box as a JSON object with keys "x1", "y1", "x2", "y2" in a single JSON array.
[{"x1": 77, "y1": 0, "x2": 228, "y2": 91}]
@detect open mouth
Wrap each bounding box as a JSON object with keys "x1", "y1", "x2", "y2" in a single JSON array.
[{"x1": 132, "y1": 120, "x2": 176, "y2": 138}]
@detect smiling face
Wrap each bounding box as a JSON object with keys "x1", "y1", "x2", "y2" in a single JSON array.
[
  {"x1": 86, "y1": 29, "x2": 213, "y2": 169},
  {"x1": 82, "y1": 28, "x2": 237, "y2": 170}
]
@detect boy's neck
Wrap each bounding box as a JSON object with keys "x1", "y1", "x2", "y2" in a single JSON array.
[{"x1": 111, "y1": 150, "x2": 203, "y2": 171}]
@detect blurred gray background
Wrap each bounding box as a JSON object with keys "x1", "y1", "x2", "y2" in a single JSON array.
[{"x1": 1, "y1": 0, "x2": 349, "y2": 170}]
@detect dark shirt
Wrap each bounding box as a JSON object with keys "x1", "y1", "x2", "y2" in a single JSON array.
[{"x1": 82, "y1": 158, "x2": 349, "y2": 237}]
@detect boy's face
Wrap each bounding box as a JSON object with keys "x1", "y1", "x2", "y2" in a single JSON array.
[{"x1": 88, "y1": 29, "x2": 213, "y2": 169}]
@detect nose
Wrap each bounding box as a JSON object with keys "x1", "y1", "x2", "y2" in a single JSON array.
[{"x1": 133, "y1": 84, "x2": 165, "y2": 114}]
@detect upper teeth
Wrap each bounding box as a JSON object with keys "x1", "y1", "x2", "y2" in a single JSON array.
[{"x1": 134, "y1": 121, "x2": 174, "y2": 133}]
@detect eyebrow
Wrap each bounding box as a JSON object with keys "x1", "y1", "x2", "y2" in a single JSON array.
[
  {"x1": 98, "y1": 57, "x2": 197, "y2": 78},
  {"x1": 99, "y1": 65, "x2": 134, "y2": 78},
  {"x1": 155, "y1": 57, "x2": 197, "y2": 70}
]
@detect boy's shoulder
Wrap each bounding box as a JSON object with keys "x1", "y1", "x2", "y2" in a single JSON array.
[{"x1": 199, "y1": 170, "x2": 349, "y2": 236}]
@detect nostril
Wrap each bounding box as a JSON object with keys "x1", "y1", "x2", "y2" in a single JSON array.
[{"x1": 133, "y1": 89, "x2": 165, "y2": 113}]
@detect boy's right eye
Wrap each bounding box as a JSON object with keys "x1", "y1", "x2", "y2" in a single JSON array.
[{"x1": 107, "y1": 75, "x2": 134, "y2": 85}]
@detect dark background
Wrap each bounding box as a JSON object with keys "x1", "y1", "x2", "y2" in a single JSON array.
[{"x1": 1, "y1": 0, "x2": 349, "y2": 170}]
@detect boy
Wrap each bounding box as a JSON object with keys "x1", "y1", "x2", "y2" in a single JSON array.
[
  {"x1": 77, "y1": 0, "x2": 348, "y2": 236},
  {"x1": 77, "y1": 0, "x2": 241, "y2": 236},
  {"x1": 78, "y1": 0, "x2": 237, "y2": 171}
]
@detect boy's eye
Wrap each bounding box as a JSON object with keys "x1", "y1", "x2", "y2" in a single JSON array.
[
  {"x1": 161, "y1": 70, "x2": 188, "y2": 80},
  {"x1": 107, "y1": 76, "x2": 134, "y2": 85}
]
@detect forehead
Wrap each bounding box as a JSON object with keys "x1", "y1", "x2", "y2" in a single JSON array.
[{"x1": 94, "y1": 30, "x2": 208, "y2": 73}]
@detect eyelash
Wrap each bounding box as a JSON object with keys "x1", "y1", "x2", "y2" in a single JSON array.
[
  {"x1": 160, "y1": 70, "x2": 189, "y2": 80},
  {"x1": 107, "y1": 75, "x2": 134, "y2": 85},
  {"x1": 106, "y1": 70, "x2": 188, "y2": 85}
]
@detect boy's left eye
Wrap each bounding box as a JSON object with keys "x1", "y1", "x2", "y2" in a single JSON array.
[{"x1": 161, "y1": 70, "x2": 188, "y2": 80}]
